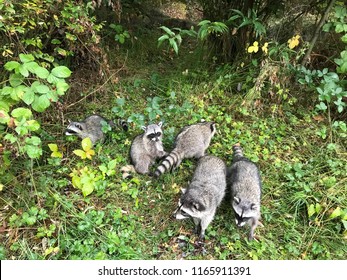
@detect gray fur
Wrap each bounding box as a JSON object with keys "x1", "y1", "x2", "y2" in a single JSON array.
[
  {"x1": 65, "y1": 114, "x2": 127, "y2": 145},
  {"x1": 130, "y1": 122, "x2": 167, "y2": 175},
  {"x1": 154, "y1": 121, "x2": 216, "y2": 177},
  {"x1": 174, "y1": 155, "x2": 226, "y2": 239},
  {"x1": 227, "y1": 144, "x2": 262, "y2": 240}
]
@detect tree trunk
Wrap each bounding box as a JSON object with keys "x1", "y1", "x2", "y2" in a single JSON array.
[{"x1": 301, "y1": 0, "x2": 336, "y2": 66}]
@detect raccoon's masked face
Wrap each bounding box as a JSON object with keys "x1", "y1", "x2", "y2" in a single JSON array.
[
  {"x1": 174, "y1": 196, "x2": 206, "y2": 220},
  {"x1": 65, "y1": 122, "x2": 85, "y2": 135},
  {"x1": 142, "y1": 122, "x2": 163, "y2": 142},
  {"x1": 232, "y1": 197, "x2": 256, "y2": 227}
]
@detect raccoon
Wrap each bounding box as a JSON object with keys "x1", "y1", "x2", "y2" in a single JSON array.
[
  {"x1": 153, "y1": 121, "x2": 216, "y2": 177},
  {"x1": 174, "y1": 155, "x2": 226, "y2": 239},
  {"x1": 65, "y1": 114, "x2": 128, "y2": 145},
  {"x1": 227, "y1": 144, "x2": 262, "y2": 241},
  {"x1": 127, "y1": 122, "x2": 167, "y2": 175}
]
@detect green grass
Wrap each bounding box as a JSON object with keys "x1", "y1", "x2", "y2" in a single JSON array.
[{"x1": 1, "y1": 29, "x2": 347, "y2": 260}]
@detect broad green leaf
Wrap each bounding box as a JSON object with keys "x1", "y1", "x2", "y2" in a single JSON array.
[
  {"x1": 23, "y1": 61, "x2": 39, "y2": 73},
  {"x1": 12, "y1": 85, "x2": 26, "y2": 100},
  {"x1": 85, "y1": 149, "x2": 95, "y2": 160},
  {"x1": 82, "y1": 137, "x2": 93, "y2": 151},
  {"x1": 9, "y1": 73, "x2": 24, "y2": 87},
  {"x1": 26, "y1": 136, "x2": 41, "y2": 145},
  {"x1": 0, "y1": 110, "x2": 10, "y2": 124},
  {"x1": 26, "y1": 120, "x2": 40, "y2": 131},
  {"x1": 34, "y1": 66, "x2": 50, "y2": 79},
  {"x1": 329, "y1": 207, "x2": 342, "y2": 219},
  {"x1": 4, "y1": 61, "x2": 20, "y2": 71},
  {"x1": 19, "y1": 53, "x2": 35, "y2": 63},
  {"x1": 108, "y1": 159, "x2": 118, "y2": 170},
  {"x1": 25, "y1": 144, "x2": 42, "y2": 159},
  {"x1": 71, "y1": 176, "x2": 82, "y2": 189},
  {"x1": 22, "y1": 88, "x2": 35, "y2": 105},
  {"x1": 11, "y1": 107, "x2": 32, "y2": 119},
  {"x1": 48, "y1": 143, "x2": 58, "y2": 152},
  {"x1": 47, "y1": 73, "x2": 62, "y2": 84},
  {"x1": 51, "y1": 151, "x2": 63, "y2": 158},
  {"x1": 1, "y1": 86, "x2": 13, "y2": 96},
  {"x1": 19, "y1": 65, "x2": 29, "y2": 77},
  {"x1": 82, "y1": 183, "x2": 94, "y2": 197},
  {"x1": 51, "y1": 66, "x2": 72, "y2": 78},
  {"x1": 4, "y1": 134, "x2": 17, "y2": 144},
  {"x1": 73, "y1": 149, "x2": 87, "y2": 159},
  {"x1": 31, "y1": 95, "x2": 49, "y2": 112},
  {"x1": 36, "y1": 84, "x2": 50, "y2": 94},
  {"x1": 308, "y1": 204, "x2": 315, "y2": 217},
  {"x1": 56, "y1": 81, "x2": 69, "y2": 95},
  {"x1": 46, "y1": 90, "x2": 59, "y2": 102}
]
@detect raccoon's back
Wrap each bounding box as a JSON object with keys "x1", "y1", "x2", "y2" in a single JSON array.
[
  {"x1": 193, "y1": 155, "x2": 226, "y2": 184},
  {"x1": 229, "y1": 159, "x2": 261, "y2": 200},
  {"x1": 130, "y1": 134, "x2": 144, "y2": 162},
  {"x1": 191, "y1": 156, "x2": 227, "y2": 201},
  {"x1": 175, "y1": 122, "x2": 215, "y2": 156}
]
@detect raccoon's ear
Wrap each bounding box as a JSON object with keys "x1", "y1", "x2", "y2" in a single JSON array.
[
  {"x1": 141, "y1": 126, "x2": 147, "y2": 131},
  {"x1": 233, "y1": 197, "x2": 240, "y2": 204},
  {"x1": 180, "y1": 188, "x2": 187, "y2": 194},
  {"x1": 210, "y1": 123, "x2": 216, "y2": 133},
  {"x1": 158, "y1": 121, "x2": 163, "y2": 127},
  {"x1": 250, "y1": 203, "x2": 257, "y2": 210}
]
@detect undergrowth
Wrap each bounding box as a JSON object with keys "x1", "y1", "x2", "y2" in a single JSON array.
[{"x1": 1, "y1": 21, "x2": 346, "y2": 260}]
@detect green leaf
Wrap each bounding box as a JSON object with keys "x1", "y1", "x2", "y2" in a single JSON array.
[
  {"x1": 26, "y1": 120, "x2": 40, "y2": 131},
  {"x1": 47, "y1": 73, "x2": 62, "y2": 84},
  {"x1": 82, "y1": 183, "x2": 94, "y2": 197},
  {"x1": 82, "y1": 137, "x2": 93, "y2": 151},
  {"x1": 329, "y1": 207, "x2": 342, "y2": 219},
  {"x1": 48, "y1": 143, "x2": 58, "y2": 152},
  {"x1": 159, "y1": 26, "x2": 175, "y2": 36},
  {"x1": 0, "y1": 110, "x2": 10, "y2": 124},
  {"x1": 9, "y1": 74, "x2": 24, "y2": 87},
  {"x1": 23, "y1": 61, "x2": 39, "y2": 74},
  {"x1": 10, "y1": 85, "x2": 25, "y2": 101},
  {"x1": 22, "y1": 88, "x2": 35, "y2": 105},
  {"x1": 19, "y1": 53, "x2": 35, "y2": 63},
  {"x1": 308, "y1": 204, "x2": 315, "y2": 217},
  {"x1": 73, "y1": 149, "x2": 87, "y2": 159},
  {"x1": 19, "y1": 65, "x2": 29, "y2": 77},
  {"x1": 4, "y1": 61, "x2": 20, "y2": 71},
  {"x1": 31, "y1": 95, "x2": 50, "y2": 112},
  {"x1": 26, "y1": 136, "x2": 41, "y2": 146},
  {"x1": 56, "y1": 81, "x2": 69, "y2": 95},
  {"x1": 51, "y1": 66, "x2": 72, "y2": 78},
  {"x1": 108, "y1": 159, "x2": 118, "y2": 170},
  {"x1": 36, "y1": 84, "x2": 50, "y2": 94},
  {"x1": 34, "y1": 66, "x2": 49, "y2": 79},
  {"x1": 11, "y1": 107, "x2": 32, "y2": 119}
]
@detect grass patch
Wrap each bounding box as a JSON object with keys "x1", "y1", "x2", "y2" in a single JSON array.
[{"x1": 1, "y1": 28, "x2": 346, "y2": 260}]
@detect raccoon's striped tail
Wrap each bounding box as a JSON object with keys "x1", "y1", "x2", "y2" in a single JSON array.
[
  {"x1": 110, "y1": 119, "x2": 129, "y2": 131},
  {"x1": 153, "y1": 149, "x2": 184, "y2": 178},
  {"x1": 232, "y1": 143, "x2": 244, "y2": 159}
]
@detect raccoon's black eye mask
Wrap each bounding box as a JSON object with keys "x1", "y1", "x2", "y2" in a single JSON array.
[
  {"x1": 147, "y1": 132, "x2": 161, "y2": 139},
  {"x1": 233, "y1": 210, "x2": 251, "y2": 222},
  {"x1": 177, "y1": 203, "x2": 191, "y2": 217}
]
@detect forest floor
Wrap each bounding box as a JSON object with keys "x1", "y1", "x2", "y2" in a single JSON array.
[{"x1": 1, "y1": 6, "x2": 346, "y2": 260}]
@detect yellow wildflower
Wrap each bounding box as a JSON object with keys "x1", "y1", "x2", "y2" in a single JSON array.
[
  {"x1": 247, "y1": 41, "x2": 259, "y2": 53},
  {"x1": 288, "y1": 35, "x2": 300, "y2": 49},
  {"x1": 262, "y1": 42, "x2": 269, "y2": 54}
]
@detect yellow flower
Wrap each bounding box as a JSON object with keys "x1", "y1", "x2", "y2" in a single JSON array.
[
  {"x1": 247, "y1": 41, "x2": 259, "y2": 53},
  {"x1": 262, "y1": 42, "x2": 269, "y2": 54},
  {"x1": 288, "y1": 35, "x2": 300, "y2": 49}
]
